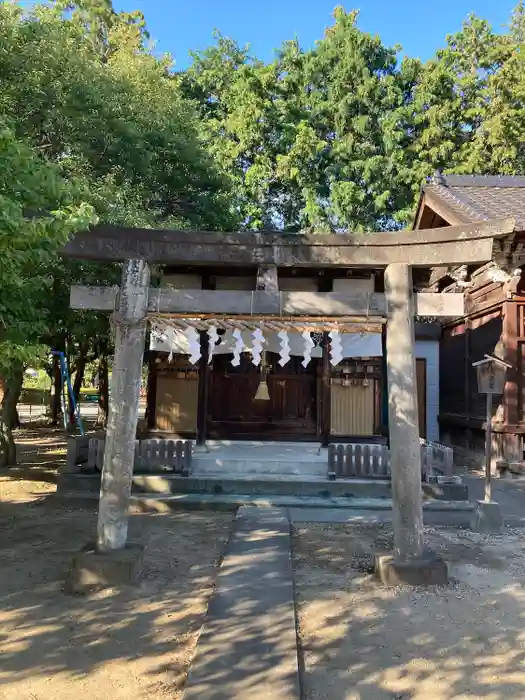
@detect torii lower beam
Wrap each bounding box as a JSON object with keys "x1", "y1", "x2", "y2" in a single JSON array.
[{"x1": 70, "y1": 287, "x2": 465, "y2": 318}]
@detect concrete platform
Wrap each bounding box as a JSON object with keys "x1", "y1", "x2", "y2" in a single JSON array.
[
  {"x1": 58, "y1": 471, "x2": 467, "y2": 502},
  {"x1": 288, "y1": 505, "x2": 474, "y2": 527},
  {"x1": 183, "y1": 506, "x2": 300, "y2": 700},
  {"x1": 59, "y1": 472, "x2": 393, "y2": 499}
]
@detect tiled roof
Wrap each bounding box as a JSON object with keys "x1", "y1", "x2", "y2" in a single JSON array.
[{"x1": 423, "y1": 174, "x2": 525, "y2": 229}]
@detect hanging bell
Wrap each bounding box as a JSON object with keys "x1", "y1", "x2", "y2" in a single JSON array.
[{"x1": 255, "y1": 377, "x2": 271, "y2": 401}]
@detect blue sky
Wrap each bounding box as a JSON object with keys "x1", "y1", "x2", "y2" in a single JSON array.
[{"x1": 115, "y1": 0, "x2": 517, "y2": 69}]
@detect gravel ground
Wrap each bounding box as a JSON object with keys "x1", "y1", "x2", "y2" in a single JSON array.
[
  {"x1": 293, "y1": 523, "x2": 525, "y2": 700},
  {"x1": 0, "y1": 498, "x2": 233, "y2": 700}
]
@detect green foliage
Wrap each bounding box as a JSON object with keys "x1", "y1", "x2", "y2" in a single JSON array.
[
  {"x1": 182, "y1": 3, "x2": 525, "y2": 230},
  {"x1": 181, "y1": 9, "x2": 421, "y2": 231},
  {"x1": 0, "y1": 123, "x2": 95, "y2": 374},
  {"x1": 0, "y1": 1, "x2": 235, "y2": 231},
  {"x1": 0, "y1": 1, "x2": 237, "y2": 458}
]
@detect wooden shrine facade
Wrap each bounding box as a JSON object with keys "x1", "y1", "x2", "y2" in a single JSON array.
[
  {"x1": 145, "y1": 271, "x2": 439, "y2": 444},
  {"x1": 416, "y1": 174, "x2": 525, "y2": 462}
]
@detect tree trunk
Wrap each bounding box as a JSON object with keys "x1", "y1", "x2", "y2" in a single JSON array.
[
  {"x1": 4, "y1": 370, "x2": 23, "y2": 429},
  {"x1": 51, "y1": 353, "x2": 63, "y2": 425},
  {"x1": 96, "y1": 352, "x2": 110, "y2": 428},
  {"x1": 0, "y1": 367, "x2": 24, "y2": 467},
  {"x1": 0, "y1": 417, "x2": 16, "y2": 467},
  {"x1": 69, "y1": 344, "x2": 88, "y2": 424}
]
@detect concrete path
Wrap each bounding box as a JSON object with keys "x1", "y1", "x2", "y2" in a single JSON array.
[{"x1": 183, "y1": 507, "x2": 300, "y2": 700}]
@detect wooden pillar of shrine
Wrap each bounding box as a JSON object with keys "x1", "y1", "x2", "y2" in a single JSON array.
[
  {"x1": 196, "y1": 331, "x2": 210, "y2": 446},
  {"x1": 97, "y1": 259, "x2": 150, "y2": 552}
]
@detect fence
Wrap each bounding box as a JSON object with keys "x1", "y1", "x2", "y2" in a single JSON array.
[
  {"x1": 328, "y1": 440, "x2": 454, "y2": 480},
  {"x1": 87, "y1": 437, "x2": 192, "y2": 476},
  {"x1": 419, "y1": 438, "x2": 454, "y2": 477}
]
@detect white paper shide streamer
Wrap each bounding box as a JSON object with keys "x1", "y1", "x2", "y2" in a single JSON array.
[
  {"x1": 301, "y1": 331, "x2": 314, "y2": 368},
  {"x1": 207, "y1": 325, "x2": 219, "y2": 364},
  {"x1": 185, "y1": 327, "x2": 201, "y2": 365},
  {"x1": 252, "y1": 328, "x2": 265, "y2": 366},
  {"x1": 231, "y1": 329, "x2": 244, "y2": 367},
  {"x1": 278, "y1": 330, "x2": 290, "y2": 367},
  {"x1": 329, "y1": 329, "x2": 343, "y2": 366}
]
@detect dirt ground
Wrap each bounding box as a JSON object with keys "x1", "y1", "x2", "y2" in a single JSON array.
[
  {"x1": 0, "y1": 495, "x2": 233, "y2": 700},
  {"x1": 0, "y1": 427, "x2": 67, "y2": 503},
  {"x1": 293, "y1": 523, "x2": 525, "y2": 700}
]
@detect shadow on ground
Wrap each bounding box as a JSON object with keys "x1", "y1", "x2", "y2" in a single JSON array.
[
  {"x1": 0, "y1": 498, "x2": 233, "y2": 700},
  {"x1": 293, "y1": 522, "x2": 525, "y2": 700}
]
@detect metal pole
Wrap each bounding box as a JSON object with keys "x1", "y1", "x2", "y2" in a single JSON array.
[{"x1": 485, "y1": 392, "x2": 493, "y2": 502}]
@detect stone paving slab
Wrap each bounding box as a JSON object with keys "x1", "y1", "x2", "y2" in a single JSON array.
[{"x1": 183, "y1": 507, "x2": 300, "y2": 700}]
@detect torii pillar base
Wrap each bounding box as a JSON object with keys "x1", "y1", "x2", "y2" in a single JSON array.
[
  {"x1": 65, "y1": 542, "x2": 145, "y2": 595},
  {"x1": 375, "y1": 552, "x2": 448, "y2": 587}
]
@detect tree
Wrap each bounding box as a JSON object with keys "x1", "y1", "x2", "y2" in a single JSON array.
[
  {"x1": 464, "y1": 3, "x2": 525, "y2": 174},
  {"x1": 0, "y1": 1, "x2": 235, "y2": 232},
  {"x1": 0, "y1": 123, "x2": 94, "y2": 464},
  {"x1": 182, "y1": 9, "x2": 419, "y2": 231},
  {"x1": 0, "y1": 1, "x2": 235, "y2": 463}
]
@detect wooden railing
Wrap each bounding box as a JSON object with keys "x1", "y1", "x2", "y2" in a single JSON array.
[
  {"x1": 328, "y1": 440, "x2": 454, "y2": 480},
  {"x1": 419, "y1": 438, "x2": 454, "y2": 477},
  {"x1": 328, "y1": 443, "x2": 390, "y2": 479},
  {"x1": 86, "y1": 438, "x2": 192, "y2": 475}
]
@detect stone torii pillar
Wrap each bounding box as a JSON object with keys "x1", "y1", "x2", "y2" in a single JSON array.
[
  {"x1": 67, "y1": 259, "x2": 150, "y2": 593},
  {"x1": 375, "y1": 263, "x2": 448, "y2": 586},
  {"x1": 97, "y1": 259, "x2": 150, "y2": 551}
]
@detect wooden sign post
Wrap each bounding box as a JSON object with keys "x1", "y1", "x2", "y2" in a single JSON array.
[{"x1": 472, "y1": 355, "x2": 511, "y2": 502}]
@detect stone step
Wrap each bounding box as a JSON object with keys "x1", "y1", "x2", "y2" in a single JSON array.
[
  {"x1": 128, "y1": 493, "x2": 474, "y2": 511},
  {"x1": 192, "y1": 441, "x2": 328, "y2": 479},
  {"x1": 192, "y1": 458, "x2": 327, "y2": 478},
  {"x1": 56, "y1": 487, "x2": 474, "y2": 517},
  {"x1": 57, "y1": 473, "x2": 468, "y2": 501}
]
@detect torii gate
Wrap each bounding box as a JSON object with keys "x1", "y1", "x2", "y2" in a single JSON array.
[{"x1": 65, "y1": 217, "x2": 516, "y2": 586}]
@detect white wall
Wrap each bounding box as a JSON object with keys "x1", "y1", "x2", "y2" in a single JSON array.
[
  {"x1": 415, "y1": 340, "x2": 439, "y2": 442},
  {"x1": 332, "y1": 276, "x2": 374, "y2": 293}
]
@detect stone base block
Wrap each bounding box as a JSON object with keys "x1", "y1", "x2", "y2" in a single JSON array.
[
  {"x1": 375, "y1": 552, "x2": 448, "y2": 586},
  {"x1": 509, "y1": 461, "x2": 525, "y2": 476},
  {"x1": 65, "y1": 542, "x2": 145, "y2": 595},
  {"x1": 471, "y1": 500, "x2": 504, "y2": 534}
]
